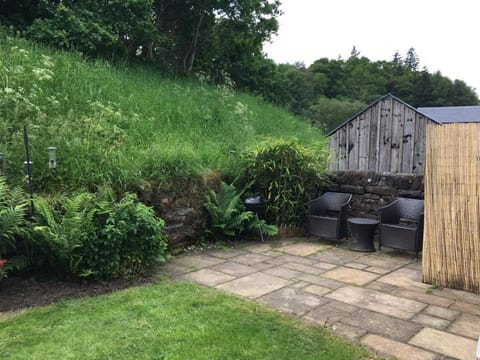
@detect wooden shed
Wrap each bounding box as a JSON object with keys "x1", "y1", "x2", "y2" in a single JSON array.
[{"x1": 327, "y1": 94, "x2": 439, "y2": 175}]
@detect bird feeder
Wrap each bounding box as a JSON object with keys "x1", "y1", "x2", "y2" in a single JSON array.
[{"x1": 48, "y1": 147, "x2": 57, "y2": 169}]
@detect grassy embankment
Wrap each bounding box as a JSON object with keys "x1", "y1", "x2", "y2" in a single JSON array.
[{"x1": 0, "y1": 32, "x2": 324, "y2": 195}]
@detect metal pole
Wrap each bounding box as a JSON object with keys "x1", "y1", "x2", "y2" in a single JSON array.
[{"x1": 23, "y1": 126, "x2": 35, "y2": 217}]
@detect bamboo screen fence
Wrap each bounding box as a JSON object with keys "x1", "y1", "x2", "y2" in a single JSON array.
[{"x1": 423, "y1": 123, "x2": 480, "y2": 293}]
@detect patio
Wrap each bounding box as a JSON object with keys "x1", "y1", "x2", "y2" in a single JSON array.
[{"x1": 161, "y1": 238, "x2": 480, "y2": 360}]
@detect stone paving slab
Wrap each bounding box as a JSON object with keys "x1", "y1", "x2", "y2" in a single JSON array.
[
  {"x1": 173, "y1": 254, "x2": 225, "y2": 270},
  {"x1": 179, "y1": 268, "x2": 235, "y2": 286},
  {"x1": 262, "y1": 250, "x2": 283, "y2": 257},
  {"x1": 216, "y1": 272, "x2": 290, "y2": 298},
  {"x1": 248, "y1": 262, "x2": 275, "y2": 271},
  {"x1": 259, "y1": 287, "x2": 328, "y2": 316},
  {"x1": 365, "y1": 281, "x2": 398, "y2": 293},
  {"x1": 364, "y1": 266, "x2": 391, "y2": 275},
  {"x1": 229, "y1": 253, "x2": 272, "y2": 266},
  {"x1": 308, "y1": 249, "x2": 362, "y2": 265},
  {"x1": 262, "y1": 265, "x2": 303, "y2": 280},
  {"x1": 206, "y1": 248, "x2": 246, "y2": 259},
  {"x1": 303, "y1": 300, "x2": 358, "y2": 326},
  {"x1": 341, "y1": 309, "x2": 422, "y2": 342},
  {"x1": 210, "y1": 261, "x2": 258, "y2": 277},
  {"x1": 423, "y1": 305, "x2": 460, "y2": 321},
  {"x1": 362, "y1": 334, "x2": 437, "y2": 360},
  {"x1": 276, "y1": 242, "x2": 332, "y2": 256},
  {"x1": 447, "y1": 313, "x2": 480, "y2": 339},
  {"x1": 409, "y1": 327, "x2": 478, "y2": 360},
  {"x1": 303, "y1": 284, "x2": 332, "y2": 297},
  {"x1": 435, "y1": 287, "x2": 480, "y2": 306},
  {"x1": 391, "y1": 288, "x2": 455, "y2": 308},
  {"x1": 451, "y1": 301, "x2": 480, "y2": 316},
  {"x1": 377, "y1": 267, "x2": 429, "y2": 290},
  {"x1": 326, "y1": 285, "x2": 426, "y2": 320},
  {"x1": 322, "y1": 267, "x2": 380, "y2": 286},
  {"x1": 355, "y1": 254, "x2": 411, "y2": 271},
  {"x1": 312, "y1": 261, "x2": 337, "y2": 270},
  {"x1": 158, "y1": 262, "x2": 193, "y2": 276},
  {"x1": 411, "y1": 313, "x2": 450, "y2": 330},
  {"x1": 283, "y1": 262, "x2": 325, "y2": 275},
  {"x1": 239, "y1": 243, "x2": 273, "y2": 253},
  {"x1": 344, "y1": 262, "x2": 368, "y2": 270},
  {"x1": 294, "y1": 273, "x2": 346, "y2": 289},
  {"x1": 329, "y1": 322, "x2": 366, "y2": 341},
  {"x1": 266, "y1": 254, "x2": 317, "y2": 266}
]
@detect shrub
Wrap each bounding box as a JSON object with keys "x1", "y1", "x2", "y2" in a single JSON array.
[
  {"x1": 204, "y1": 181, "x2": 277, "y2": 240},
  {"x1": 242, "y1": 139, "x2": 329, "y2": 226},
  {"x1": 33, "y1": 190, "x2": 168, "y2": 280}
]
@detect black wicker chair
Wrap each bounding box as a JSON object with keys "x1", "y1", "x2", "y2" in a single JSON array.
[
  {"x1": 378, "y1": 198, "x2": 424, "y2": 258},
  {"x1": 307, "y1": 192, "x2": 352, "y2": 244}
]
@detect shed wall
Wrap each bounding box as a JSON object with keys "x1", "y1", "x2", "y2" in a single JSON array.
[{"x1": 328, "y1": 97, "x2": 432, "y2": 175}]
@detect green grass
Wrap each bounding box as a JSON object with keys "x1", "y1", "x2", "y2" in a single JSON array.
[
  {"x1": 0, "y1": 281, "x2": 373, "y2": 359},
  {"x1": 0, "y1": 31, "x2": 325, "y2": 193}
]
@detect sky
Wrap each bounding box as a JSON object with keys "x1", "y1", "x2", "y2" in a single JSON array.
[{"x1": 264, "y1": 0, "x2": 480, "y2": 97}]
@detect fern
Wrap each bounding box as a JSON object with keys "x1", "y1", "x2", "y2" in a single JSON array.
[
  {"x1": 204, "y1": 181, "x2": 277, "y2": 239},
  {"x1": 0, "y1": 177, "x2": 29, "y2": 256}
]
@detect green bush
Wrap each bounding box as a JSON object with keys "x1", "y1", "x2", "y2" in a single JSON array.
[
  {"x1": 33, "y1": 190, "x2": 168, "y2": 280},
  {"x1": 204, "y1": 181, "x2": 277, "y2": 240},
  {"x1": 242, "y1": 139, "x2": 329, "y2": 226}
]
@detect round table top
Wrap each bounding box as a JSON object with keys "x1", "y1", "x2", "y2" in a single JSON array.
[{"x1": 348, "y1": 217, "x2": 379, "y2": 225}]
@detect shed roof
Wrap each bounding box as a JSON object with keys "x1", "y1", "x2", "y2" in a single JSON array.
[
  {"x1": 326, "y1": 93, "x2": 438, "y2": 137},
  {"x1": 417, "y1": 106, "x2": 480, "y2": 123}
]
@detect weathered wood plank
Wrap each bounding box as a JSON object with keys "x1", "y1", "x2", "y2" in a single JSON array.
[
  {"x1": 413, "y1": 114, "x2": 427, "y2": 174},
  {"x1": 358, "y1": 110, "x2": 369, "y2": 170},
  {"x1": 378, "y1": 99, "x2": 391, "y2": 172},
  {"x1": 375, "y1": 102, "x2": 382, "y2": 172},
  {"x1": 390, "y1": 99, "x2": 403, "y2": 173},
  {"x1": 402, "y1": 106, "x2": 415, "y2": 173},
  {"x1": 367, "y1": 106, "x2": 377, "y2": 171},
  {"x1": 338, "y1": 127, "x2": 347, "y2": 170},
  {"x1": 348, "y1": 120, "x2": 358, "y2": 170}
]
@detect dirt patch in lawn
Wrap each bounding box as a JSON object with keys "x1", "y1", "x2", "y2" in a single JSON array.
[{"x1": 0, "y1": 273, "x2": 159, "y2": 313}]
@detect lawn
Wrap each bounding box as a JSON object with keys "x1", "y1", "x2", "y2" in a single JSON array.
[{"x1": 0, "y1": 281, "x2": 374, "y2": 359}]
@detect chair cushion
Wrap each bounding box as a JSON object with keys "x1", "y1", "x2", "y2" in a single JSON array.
[
  {"x1": 380, "y1": 224, "x2": 418, "y2": 251},
  {"x1": 309, "y1": 215, "x2": 338, "y2": 239}
]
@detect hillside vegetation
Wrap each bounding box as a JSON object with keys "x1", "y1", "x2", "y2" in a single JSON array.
[{"x1": 0, "y1": 33, "x2": 323, "y2": 193}]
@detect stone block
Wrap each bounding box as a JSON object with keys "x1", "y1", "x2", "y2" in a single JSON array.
[
  {"x1": 365, "y1": 185, "x2": 397, "y2": 196},
  {"x1": 397, "y1": 190, "x2": 423, "y2": 198},
  {"x1": 339, "y1": 184, "x2": 364, "y2": 194}
]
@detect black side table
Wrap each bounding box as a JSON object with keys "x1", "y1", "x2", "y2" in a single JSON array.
[{"x1": 348, "y1": 218, "x2": 379, "y2": 252}]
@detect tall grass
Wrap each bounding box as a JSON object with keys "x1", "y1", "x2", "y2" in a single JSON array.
[{"x1": 0, "y1": 32, "x2": 324, "y2": 193}]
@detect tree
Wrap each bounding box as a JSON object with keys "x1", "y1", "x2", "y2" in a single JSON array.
[
  {"x1": 26, "y1": 0, "x2": 158, "y2": 59},
  {"x1": 392, "y1": 51, "x2": 402, "y2": 67},
  {"x1": 350, "y1": 46, "x2": 360, "y2": 58},
  {"x1": 404, "y1": 47, "x2": 419, "y2": 71}
]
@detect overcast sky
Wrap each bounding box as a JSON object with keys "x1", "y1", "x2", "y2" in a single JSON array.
[{"x1": 264, "y1": 0, "x2": 480, "y2": 97}]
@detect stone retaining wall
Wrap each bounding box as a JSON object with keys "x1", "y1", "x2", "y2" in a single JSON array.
[{"x1": 326, "y1": 171, "x2": 424, "y2": 218}]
